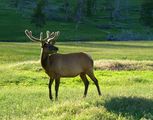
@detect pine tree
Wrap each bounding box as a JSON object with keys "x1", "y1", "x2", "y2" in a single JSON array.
[
  {"x1": 31, "y1": 0, "x2": 46, "y2": 28},
  {"x1": 10, "y1": 0, "x2": 19, "y2": 7},
  {"x1": 75, "y1": 0, "x2": 85, "y2": 22},
  {"x1": 86, "y1": 0, "x2": 96, "y2": 17},
  {"x1": 63, "y1": 0, "x2": 72, "y2": 21},
  {"x1": 140, "y1": 0, "x2": 153, "y2": 27}
]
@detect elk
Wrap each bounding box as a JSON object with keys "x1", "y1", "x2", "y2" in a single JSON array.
[{"x1": 25, "y1": 29, "x2": 101, "y2": 100}]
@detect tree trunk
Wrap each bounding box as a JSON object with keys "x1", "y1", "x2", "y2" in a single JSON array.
[
  {"x1": 125, "y1": 0, "x2": 129, "y2": 20},
  {"x1": 64, "y1": 0, "x2": 71, "y2": 21},
  {"x1": 75, "y1": 0, "x2": 85, "y2": 23},
  {"x1": 112, "y1": 0, "x2": 121, "y2": 21}
]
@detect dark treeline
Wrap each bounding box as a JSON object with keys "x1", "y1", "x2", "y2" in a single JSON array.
[
  {"x1": 9, "y1": 0, "x2": 153, "y2": 24},
  {"x1": 2, "y1": 0, "x2": 153, "y2": 41}
]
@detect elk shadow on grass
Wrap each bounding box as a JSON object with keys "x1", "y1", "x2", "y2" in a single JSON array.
[{"x1": 104, "y1": 96, "x2": 153, "y2": 119}]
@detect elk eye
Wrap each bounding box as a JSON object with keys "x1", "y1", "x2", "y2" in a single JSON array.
[{"x1": 43, "y1": 43, "x2": 47, "y2": 47}]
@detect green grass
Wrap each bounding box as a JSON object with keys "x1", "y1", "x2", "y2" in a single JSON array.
[
  {"x1": 1, "y1": 41, "x2": 153, "y2": 120},
  {"x1": 1, "y1": 73, "x2": 153, "y2": 120},
  {"x1": 1, "y1": 41, "x2": 153, "y2": 65},
  {"x1": 1, "y1": 84, "x2": 153, "y2": 120}
]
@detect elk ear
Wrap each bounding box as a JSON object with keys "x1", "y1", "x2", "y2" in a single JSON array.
[{"x1": 49, "y1": 40, "x2": 56, "y2": 45}]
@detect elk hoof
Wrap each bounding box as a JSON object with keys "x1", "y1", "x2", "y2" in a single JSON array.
[
  {"x1": 49, "y1": 96, "x2": 53, "y2": 100},
  {"x1": 83, "y1": 95, "x2": 87, "y2": 98}
]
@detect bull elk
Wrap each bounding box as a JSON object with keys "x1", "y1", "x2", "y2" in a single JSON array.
[{"x1": 25, "y1": 29, "x2": 101, "y2": 100}]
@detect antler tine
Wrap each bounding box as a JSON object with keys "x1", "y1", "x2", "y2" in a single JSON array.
[
  {"x1": 48, "y1": 31, "x2": 60, "y2": 45},
  {"x1": 25, "y1": 29, "x2": 41, "y2": 42},
  {"x1": 44, "y1": 31, "x2": 54, "y2": 41},
  {"x1": 40, "y1": 32, "x2": 43, "y2": 41},
  {"x1": 53, "y1": 31, "x2": 60, "y2": 44},
  {"x1": 50, "y1": 32, "x2": 55, "y2": 36},
  {"x1": 46, "y1": 31, "x2": 50, "y2": 38}
]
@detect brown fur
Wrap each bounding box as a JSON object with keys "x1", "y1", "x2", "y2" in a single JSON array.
[{"x1": 25, "y1": 29, "x2": 101, "y2": 100}]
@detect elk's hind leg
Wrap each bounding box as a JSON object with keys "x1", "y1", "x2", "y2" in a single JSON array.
[
  {"x1": 87, "y1": 71, "x2": 101, "y2": 96},
  {"x1": 80, "y1": 73, "x2": 89, "y2": 97}
]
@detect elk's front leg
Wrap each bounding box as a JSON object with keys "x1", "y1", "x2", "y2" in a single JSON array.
[
  {"x1": 49, "y1": 78, "x2": 54, "y2": 100},
  {"x1": 55, "y1": 77, "x2": 60, "y2": 100}
]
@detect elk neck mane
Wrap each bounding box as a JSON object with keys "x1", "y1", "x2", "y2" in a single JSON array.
[{"x1": 40, "y1": 48, "x2": 48, "y2": 70}]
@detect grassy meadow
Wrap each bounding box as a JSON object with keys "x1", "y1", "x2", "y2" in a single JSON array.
[{"x1": 1, "y1": 41, "x2": 153, "y2": 120}]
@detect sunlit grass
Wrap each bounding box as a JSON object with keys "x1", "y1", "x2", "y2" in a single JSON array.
[
  {"x1": 1, "y1": 41, "x2": 153, "y2": 120},
  {"x1": 1, "y1": 41, "x2": 153, "y2": 65},
  {"x1": 1, "y1": 84, "x2": 153, "y2": 120},
  {"x1": 1, "y1": 60, "x2": 153, "y2": 119}
]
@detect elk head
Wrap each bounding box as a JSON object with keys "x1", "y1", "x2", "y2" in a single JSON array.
[{"x1": 25, "y1": 29, "x2": 60, "y2": 54}]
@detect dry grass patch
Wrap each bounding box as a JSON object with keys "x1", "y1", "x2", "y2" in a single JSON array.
[{"x1": 94, "y1": 60, "x2": 153, "y2": 70}]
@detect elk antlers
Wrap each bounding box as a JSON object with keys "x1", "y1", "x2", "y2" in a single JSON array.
[{"x1": 25, "y1": 29, "x2": 60, "y2": 45}]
